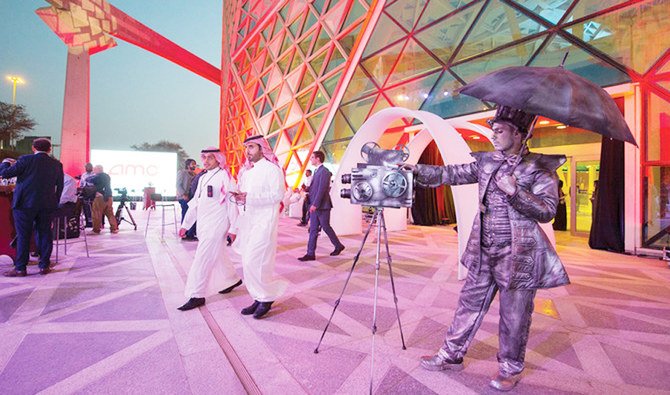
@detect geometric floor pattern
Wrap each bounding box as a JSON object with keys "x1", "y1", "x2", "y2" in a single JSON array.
[{"x1": 1, "y1": 210, "x2": 669, "y2": 394}]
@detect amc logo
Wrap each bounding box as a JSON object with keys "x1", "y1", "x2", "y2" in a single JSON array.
[{"x1": 109, "y1": 164, "x2": 160, "y2": 176}]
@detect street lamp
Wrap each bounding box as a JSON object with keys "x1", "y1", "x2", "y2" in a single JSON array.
[{"x1": 6, "y1": 75, "x2": 25, "y2": 105}]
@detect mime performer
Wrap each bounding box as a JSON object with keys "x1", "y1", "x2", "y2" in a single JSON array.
[
  {"x1": 177, "y1": 147, "x2": 243, "y2": 311},
  {"x1": 232, "y1": 135, "x2": 287, "y2": 319}
]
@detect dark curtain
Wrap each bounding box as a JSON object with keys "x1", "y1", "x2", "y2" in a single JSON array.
[
  {"x1": 588, "y1": 137, "x2": 625, "y2": 252},
  {"x1": 411, "y1": 141, "x2": 456, "y2": 225}
]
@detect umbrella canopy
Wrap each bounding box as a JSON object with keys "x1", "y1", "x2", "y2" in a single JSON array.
[{"x1": 458, "y1": 66, "x2": 637, "y2": 146}]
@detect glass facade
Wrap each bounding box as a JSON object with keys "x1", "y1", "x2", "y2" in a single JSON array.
[{"x1": 222, "y1": 0, "x2": 670, "y2": 249}]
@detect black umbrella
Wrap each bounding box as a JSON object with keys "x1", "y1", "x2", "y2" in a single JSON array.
[{"x1": 458, "y1": 66, "x2": 637, "y2": 146}]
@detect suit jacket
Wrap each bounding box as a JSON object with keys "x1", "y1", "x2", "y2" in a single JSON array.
[
  {"x1": 309, "y1": 165, "x2": 333, "y2": 210},
  {"x1": 0, "y1": 152, "x2": 64, "y2": 210},
  {"x1": 415, "y1": 151, "x2": 569, "y2": 290}
]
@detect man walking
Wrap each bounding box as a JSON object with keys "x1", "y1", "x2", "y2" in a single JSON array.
[
  {"x1": 90, "y1": 165, "x2": 118, "y2": 234},
  {"x1": 298, "y1": 151, "x2": 344, "y2": 261},
  {"x1": 0, "y1": 138, "x2": 63, "y2": 276},
  {"x1": 177, "y1": 147, "x2": 242, "y2": 311},
  {"x1": 232, "y1": 135, "x2": 287, "y2": 319},
  {"x1": 407, "y1": 105, "x2": 569, "y2": 392}
]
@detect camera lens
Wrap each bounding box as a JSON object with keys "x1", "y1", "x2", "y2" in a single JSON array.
[
  {"x1": 340, "y1": 189, "x2": 351, "y2": 199},
  {"x1": 341, "y1": 174, "x2": 352, "y2": 184}
]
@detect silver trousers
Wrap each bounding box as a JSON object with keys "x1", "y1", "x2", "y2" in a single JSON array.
[{"x1": 440, "y1": 244, "x2": 536, "y2": 376}]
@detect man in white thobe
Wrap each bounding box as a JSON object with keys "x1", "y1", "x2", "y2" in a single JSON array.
[
  {"x1": 177, "y1": 147, "x2": 242, "y2": 311},
  {"x1": 232, "y1": 135, "x2": 287, "y2": 319}
]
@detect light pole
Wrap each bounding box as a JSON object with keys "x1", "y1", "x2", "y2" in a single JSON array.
[{"x1": 6, "y1": 75, "x2": 24, "y2": 105}]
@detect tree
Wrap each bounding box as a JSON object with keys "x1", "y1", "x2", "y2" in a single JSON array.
[
  {"x1": 0, "y1": 101, "x2": 37, "y2": 147},
  {"x1": 130, "y1": 140, "x2": 189, "y2": 169}
]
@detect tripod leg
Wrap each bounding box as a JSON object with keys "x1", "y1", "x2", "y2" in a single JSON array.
[
  {"x1": 380, "y1": 212, "x2": 406, "y2": 349},
  {"x1": 124, "y1": 206, "x2": 137, "y2": 230},
  {"x1": 369, "y1": 209, "x2": 383, "y2": 394},
  {"x1": 314, "y1": 209, "x2": 378, "y2": 354}
]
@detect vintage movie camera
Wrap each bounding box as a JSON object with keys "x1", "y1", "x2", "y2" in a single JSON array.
[{"x1": 340, "y1": 142, "x2": 414, "y2": 208}]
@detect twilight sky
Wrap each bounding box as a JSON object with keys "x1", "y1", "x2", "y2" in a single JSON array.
[{"x1": 0, "y1": 0, "x2": 222, "y2": 166}]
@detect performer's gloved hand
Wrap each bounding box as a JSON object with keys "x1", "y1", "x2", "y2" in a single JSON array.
[
  {"x1": 495, "y1": 173, "x2": 518, "y2": 196},
  {"x1": 398, "y1": 163, "x2": 416, "y2": 173}
]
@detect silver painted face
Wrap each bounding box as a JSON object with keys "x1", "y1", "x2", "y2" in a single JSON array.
[{"x1": 491, "y1": 121, "x2": 517, "y2": 153}]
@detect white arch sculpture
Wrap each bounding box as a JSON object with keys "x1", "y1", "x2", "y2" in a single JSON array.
[{"x1": 330, "y1": 107, "x2": 557, "y2": 279}]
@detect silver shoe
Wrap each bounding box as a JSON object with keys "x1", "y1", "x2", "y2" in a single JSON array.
[
  {"x1": 489, "y1": 372, "x2": 521, "y2": 391},
  {"x1": 420, "y1": 353, "x2": 464, "y2": 372}
]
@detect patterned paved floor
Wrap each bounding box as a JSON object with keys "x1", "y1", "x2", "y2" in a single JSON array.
[{"x1": 0, "y1": 211, "x2": 668, "y2": 394}]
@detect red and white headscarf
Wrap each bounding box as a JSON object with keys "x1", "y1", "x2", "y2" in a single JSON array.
[
  {"x1": 238, "y1": 135, "x2": 282, "y2": 178},
  {"x1": 201, "y1": 146, "x2": 232, "y2": 204}
]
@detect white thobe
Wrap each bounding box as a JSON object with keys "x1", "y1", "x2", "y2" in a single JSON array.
[
  {"x1": 181, "y1": 168, "x2": 240, "y2": 298},
  {"x1": 234, "y1": 158, "x2": 287, "y2": 302}
]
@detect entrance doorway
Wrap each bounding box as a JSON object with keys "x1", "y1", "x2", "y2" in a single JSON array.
[{"x1": 573, "y1": 158, "x2": 600, "y2": 235}]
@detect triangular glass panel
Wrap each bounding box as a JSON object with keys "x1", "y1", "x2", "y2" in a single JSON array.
[
  {"x1": 310, "y1": 88, "x2": 329, "y2": 113},
  {"x1": 343, "y1": 1, "x2": 367, "y2": 30},
  {"x1": 272, "y1": 16, "x2": 284, "y2": 39},
  {"x1": 454, "y1": 0, "x2": 546, "y2": 63},
  {"x1": 324, "y1": 0, "x2": 347, "y2": 36},
  {"x1": 289, "y1": 49, "x2": 304, "y2": 75},
  {"x1": 280, "y1": 33, "x2": 294, "y2": 55},
  {"x1": 342, "y1": 65, "x2": 379, "y2": 103},
  {"x1": 287, "y1": 0, "x2": 309, "y2": 22},
  {"x1": 385, "y1": 70, "x2": 441, "y2": 111},
  {"x1": 267, "y1": 132, "x2": 280, "y2": 150},
  {"x1": 659, "y1": 59, "x2": 670, "y2": 74},
  {"x1": 299, "y1": 30, "x2": 315, "y2": 57},
  {"x1": 253, "y1": 81, "x2": 264, "y2": 101},
  {"x1": 564, "y1": 1, "x2": 670, "y2": 74},
  {"x1": 419, "y1": 70, "x2": 489, "y2": 118},
  {"x1": 269, "y1": 116, "x2": 281, "y2": 134},
  {"x1": 253, "y1": 98, "x2": 264, "y2": 117},
  {"x1": 267, "y1": 64, "x2": 283, "y2": 90},
  {"x1": 512, "y1": 0, "x2": 570, "y2": 25},
  {"x1": 313, "y1": 0, "x2": 327, "y2": 15},
  {"x1": 296, "y1": 123, "x2": 315, "y2": 146},
  {"x1": 261, "y1": 100, "x2": 273, "y2": 117},
  {"x1": 530, "y1": 34, "x2": 631, "y2": 86},
  {"x1": 298, "y1": 67, "x2": 316, "y2": 93},
  {"x1": 253, "y1": 52, "x2": 266, "y2": 74},
  {"x1": 387, "y1": 38, "x2": 441, "y2": 85},
  {"x1": 307, "y1": 110, "x2": 326, "y2": 134},
  {"x1": 340, "y1": 95, "x2": 376, "y2": 131},
  {"x1": 314, "y1": 27, "x2": 332, "y2": 52},
  {"x1": 277, "y1": 83, "x2": 293, "y2": 108},
  {"x1": 310, "y1": 49, "x2": 329, "y2": 76},
  {"x1": 387, "y1": 0, "x2": 427, "y2": 32},
  {"x1": 325, "y1": 46, "x2": 346, "y2": 75},
  {"x1": 323, "y1": 71, "x2": 342, "y2": 97},
  {"x1": 321, "y1": 110, "x2": 356, "y2": 143},
  {"x1": 339, "y1": 22, "x2": 363, "y2": 55},
  {"x1": 564, "y1": 0, "x2": 628, "y2": 22},
  {"x1": 264, "y1": 52, "x2": 273, "y2": 69},
  {"x1": 268, "y1": 85, "x2": 280, "y2": 106},
  {"x1": 277, "y1": 51, "x2": 293, "y2": 74},
  {"x1": 268, "y1": 31, "x2": 284, "y2": 59},
  {"x1": 259, "y1": 114, "x2": 273, "y2": 135},
  {"x1": 289, "y1": 12, "x2": 305, "y2": 39},
  {"x1": 286, "y1": 122, "x2": 301, "y2": 143},
  {"x1": 261, "y1": 72, "x2": 270, "y2": 87},
  {"x1": 286, "y1": 68, "x2": 303, "y2": 93},
  {"x1": 305, "y1": 10, "x2": 319, "y2": 36},
  {"x1": 297, "y1": 89, "x2": 315, "y2": 113},
  {"x1": 286, "y1": 104, "x2": 303, "y2": 125},
  {"x1": 362, "y1": 12, "x2": 407, "y2": 58},
  {"x1": 414, "y1": 1, "x2": 484, "y2": 64},
  {"x1": 261, "y1": 22, "x2": 273, "y2": 41},
  {"x1": 279, "y1": 4, "x2": 290, "y2": 22},
  {"x1": 451, "y1": 36, "x2": 546, "y2": 83},
  {"x1": 417, "y1": 0, "x2": 476, "y2": 30},
  {"x1": 657, "y1": 81, "x2": 670, "y2": 96},
  {"x1": 361, "y1": 40, "x2": 406, "y2": 86}
]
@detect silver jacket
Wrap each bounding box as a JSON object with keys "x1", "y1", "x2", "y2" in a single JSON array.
[{"x1": 415, "y1": 151, "x2": 570, "y2": 289}]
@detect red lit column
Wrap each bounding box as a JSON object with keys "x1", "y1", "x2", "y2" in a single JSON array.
[{"x1": 60, "y1": 49, "x2": 91, "y2": 177}]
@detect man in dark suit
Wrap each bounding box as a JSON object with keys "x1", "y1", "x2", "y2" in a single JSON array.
[
  {"x1": 298, "y1": 151, "x2": 345, "y2": 261},
  {"x1": 0, "y1": 138, "x2": 64, "y2": 276}
]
